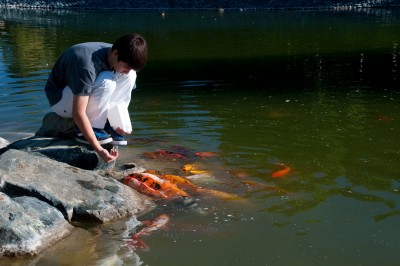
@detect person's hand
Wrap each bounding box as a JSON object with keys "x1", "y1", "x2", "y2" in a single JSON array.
[
  {"x1": 98, "y1": 148, "x2": 119, "y2": 163},
  {"x1": 116, "y1": 127, "x2": 131, "y2": 135}
]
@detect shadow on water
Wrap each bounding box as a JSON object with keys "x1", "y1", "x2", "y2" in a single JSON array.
[{"x1": 1, "y1": 7, "x2": 400, "y2": 266}]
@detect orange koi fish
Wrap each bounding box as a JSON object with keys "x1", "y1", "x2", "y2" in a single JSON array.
[
  {"x1": 271, "y1": 163, "x2": 291, "y2": 178},
  {"x1": 129, "y1": 214, "x2": 170, "y2": 250},
  {"x1": 143, "y1": 170, "x2": 196, "y2": 188},
  {"x1": 195, "y1": 151, "x2": 219, "y2": 158},
  {"x1": 143, "y1": 150, "x2": 187, "y2": 160},
  {"x1": 124, "y1": 172, "x2": 188, "y2": 198},
  {"x1": 197, "y1": 188, "x2": 241, "y2": 200},
  {"x1": 144, "y1": 169, "x2": 161, "y2": 175},
  {"x1": 158, "y1": 150, "x2": 187, "y2": 160},
  {"x1": 182, "y1": 164, "x2": 208, "y2": 175},
  {"x1": 161, "y1": 174, "x2": 196, "y2": 188}
]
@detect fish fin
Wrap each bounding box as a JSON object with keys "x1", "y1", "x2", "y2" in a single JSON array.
[{"x1": 129, "y1": 237, "x2": 150, "y2": 251}]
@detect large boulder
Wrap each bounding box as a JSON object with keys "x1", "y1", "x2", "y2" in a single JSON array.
[
  {"x1": 0, "y1": 192, "x2": 74, "y2": 256},
  {"x1": 0, "y1": 113, "x2": 155, "y2": 257},
  {"x1": 5, "y1": 136, "x2": 103, "y2": 170},
  {"x1": 0, "y1": 149, "x2": 154, "y2": 223},
  {"x1": 3, "y1": 112, "x2": 117, "y2": 170}
]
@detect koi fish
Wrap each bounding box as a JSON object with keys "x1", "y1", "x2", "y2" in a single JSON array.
[
  {"x1": 376, "y1": 114, "x2": 393, "y2": 123},
  {"x1": 129, "y1": 214, "x2": 170, "y2": 250},
  {"x1": 182, "y1": 164, "x2": 208, "y2": 175},
  {"x1": 159, "y1": 150, "x2": 187, "y2": 160},
  {"x1": 185, "y1": 173, "x2": 215, "y2": 181},
  {"x1": 143, "y1": 150, "x2": 187, "y2": 160},
  {"x1": 161, "y1": 174, "x2": 196, "y2": 188},
  {"x1": 143, "y1": 146, "x2": 222, "y2": 161},
  {"x1": 198, "y1": 188, "x2": 241, "y2": 200},
  {"x1": 228, "y1": 169, "x2": 249, "y2": 179},
  {"x1": 271, "y1": 163, "x2": 291, "y2": 178},
  {"x1": 144, "y1": 170, "x2": 196, "y2": 188},
  {"x1": 144, "y1": 169, "x2": 160, "y2": 175},
  {"x1": 195, "y1": 151, "x2": 219, "y2": 158},
  {"x1": 124, "y1": 173, "x2": 166, "y2": 198},
  {"x1": 124, "y1": 172, "x2": 188, "y2": 198}
]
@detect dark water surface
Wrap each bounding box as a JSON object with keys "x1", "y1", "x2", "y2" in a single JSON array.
[{"x1": 1, "y1": 8, "x2": 400, "y2": 266}]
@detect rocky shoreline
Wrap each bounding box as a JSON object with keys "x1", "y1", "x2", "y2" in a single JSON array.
[
  {"x1": 0, "y1": 0, "x2": 398, "y2": 10},
  {"x1": 0, "y1": 113, "x2": 154, "y2": 257}
]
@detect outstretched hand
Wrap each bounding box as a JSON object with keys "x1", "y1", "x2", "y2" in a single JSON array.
[
  {"x1": 116, "y1": 127, "x2": 131, "y2": 135},
  {"x1": 98, "y1": 148, "x2": 119, "y2": 163}
]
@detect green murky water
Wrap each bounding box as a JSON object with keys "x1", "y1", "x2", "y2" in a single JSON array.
[{"x1": 0, "y1": 8, "x2": 400, "y2": 266}]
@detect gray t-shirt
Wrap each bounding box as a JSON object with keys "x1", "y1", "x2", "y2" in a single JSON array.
[{"x1": 44, "y1": 42, "x2": 112, "y2": 106}]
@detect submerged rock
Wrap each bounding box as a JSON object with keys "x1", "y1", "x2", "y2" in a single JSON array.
[{"x1": 0, "y1": 192, "x2": 74, "y2": 257}]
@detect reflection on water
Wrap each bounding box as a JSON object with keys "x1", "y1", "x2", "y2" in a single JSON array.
[{"x1": 1, "y1": 7, "x2": 400, "y2": 266}]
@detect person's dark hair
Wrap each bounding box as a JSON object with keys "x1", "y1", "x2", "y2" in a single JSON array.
[{"x1": 112, "y1": 33, "x2": 147, "y2": 71}]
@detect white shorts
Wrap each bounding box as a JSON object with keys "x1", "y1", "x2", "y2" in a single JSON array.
[
  {"x1": 51, "y1": 70, "x2": 136, "y2": 129},
  {"x1": 51, "y1": 86, "x2": 74, "y2": 118}
]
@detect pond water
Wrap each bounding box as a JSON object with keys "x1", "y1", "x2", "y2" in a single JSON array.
[{"x1": 1, "y1": 7, "x2": 400, "y2": 266}]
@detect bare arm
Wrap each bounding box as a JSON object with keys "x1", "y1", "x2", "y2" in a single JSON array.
[{"x1": 72, "y1": 95, "x2": 118, "y2": 162}]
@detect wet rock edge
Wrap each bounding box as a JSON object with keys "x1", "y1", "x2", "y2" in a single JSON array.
[{"x1": 0, "y1": 135, "x2": 155, "y2": 257}]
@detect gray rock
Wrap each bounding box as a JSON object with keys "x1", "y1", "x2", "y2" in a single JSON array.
[
  {"x1": 6, "y1": 136, "x2": 102, "y2": 170},
  {"x1": 0, "y1": 192, "x2": 74, "y2": 257},
  {"x1": 35, "y1": 112, "x2": 75, "y2": 139},
  {"x1": 5, "y1": 112, "x2": 114, "y2": 170},
  {"x1": 0, "y1": 149, "x2": 155, "y2": 223},
  {"x1": 0, "y1": 132, "x2": 155, "y2": 257},
  {"x1": 3, "y1": 111, "x2": 116, "y2": 170}
]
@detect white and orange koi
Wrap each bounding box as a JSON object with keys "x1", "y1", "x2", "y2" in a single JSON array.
[
  {"x1": 129, "y1": 214, "x2": 170, "y2": 250},
  {"x1": 124, "y1": 172, "x2": 188, "y2": 199}
]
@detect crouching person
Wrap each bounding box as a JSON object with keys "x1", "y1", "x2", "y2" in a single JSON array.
[{"x1": 44, "y1": 33, "x2": 147, "y2": 162}]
